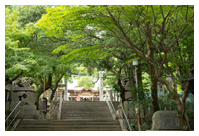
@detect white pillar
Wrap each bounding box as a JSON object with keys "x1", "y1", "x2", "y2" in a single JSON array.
[
  {"x1": 64, "y1": 81, "x2": 68, "y2": 101},
  {"x1": 99, "y1": 71, "x2": 103, "y2": 101},
  {"x1": 116, "y1": 92, "x2": 118, "y2": 101},
  {"x1": 110, "y1": 89, "x2": 113, "y2": 101},
  {"x1": 64, "y1": 72, "x2": 68, "y2": 101}
]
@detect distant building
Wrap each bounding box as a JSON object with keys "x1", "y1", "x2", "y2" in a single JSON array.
[{"x1": 47, "y1": 78, "x2": 107, "y2": 101}]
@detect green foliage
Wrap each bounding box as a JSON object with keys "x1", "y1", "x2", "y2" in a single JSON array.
[
  {"x1": 167, "y1": 92, "x2": 178, "y2": 99},
  {"x1": 185, "y1": 102, "x2": 194, "y2": 118},
  {"x1": 59, "y1": 45, "x2": 103, "y2": 62},
  {"x1": 77, "y1": 76, "x2": 95, "y2": 89},
  {"x1": 5, "y1": 5, "x2": 194, "y2": 123},
  {"x1": 158, "y1": 95, "x2": 177, "y2": 110}
]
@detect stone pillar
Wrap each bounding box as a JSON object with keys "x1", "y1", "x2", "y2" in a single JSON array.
[
  {"x1": 99, "y1": 71, "x2": 103, "y2": 101},
  {"x1": 64, "y1": 82, "x2": 68, "y2": 101},
  {"x1": 96, "y1": 96, "x2": 97, "y2": 101},
  {"x1": 110, "y1": 89, "x2": 113, "y2": 101},
  {"x1": 92, "y1": 97, "x2": 94, "y2": 101},
  {"x1": 71, "y1": 96, "x2": 72, "y2": 101},
  {"x1": 116, "y1": 92, "x2": 118, "y2": 101}
]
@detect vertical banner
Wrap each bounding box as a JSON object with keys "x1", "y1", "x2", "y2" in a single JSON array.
[{"x1": 99, "y1": 71, "x2": 103, "y2": 101}]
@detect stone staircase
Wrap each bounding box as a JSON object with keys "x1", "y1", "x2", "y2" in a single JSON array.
[
  {"x1": 14, "y1": 101, "x2": 122, "y2": 131},
  {"x1": 61, "y1": 101, "x2": 113, "y2": 120}
]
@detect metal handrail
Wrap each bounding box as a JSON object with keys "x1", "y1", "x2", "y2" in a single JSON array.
[
  {"x1": 105, "y1": 92, "x2": 116, "y2": 115},
  {"x1": 119, "y1": 101, "x2": 132, "y2": 131},
  {"x1": 6, "y1": 110, "x2": 20, "y2": 131},
  {"x1": 58, "y1": 93, "x2": 63, "y2": 120},
  {"x1": 105, "y1": 92, "x2": 132, "y2": 131},
  {"x1": 5, "y1": 101, "x2": 21, "y2": 130}
]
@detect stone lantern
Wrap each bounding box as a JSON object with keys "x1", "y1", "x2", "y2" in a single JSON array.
[{"x1": 12, "y1": 77, "x2": 38, "y2": 119}]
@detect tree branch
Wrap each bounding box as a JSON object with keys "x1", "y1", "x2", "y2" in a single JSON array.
[{"x1": 5, "y1": 71, "x2": 23, "y2": 86}]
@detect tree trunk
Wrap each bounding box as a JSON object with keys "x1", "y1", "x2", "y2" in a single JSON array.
[
  {"x1": 176, "y1": 97, "x2": 191, "y2": 131},
  {"x1": 49, "y1": 73, "x2": 65, "y2": 102},
  {"x1": 127, "y1": 63, "x2": 136, "y2": 89},
  {"x1": 157, "y1": 77, "x2": 191, "y2": 130},
  {"x1": 117, "y1": 78, "x2": 126, "y2": 102},
  {"x1": 147, "y1": 37, "x2": 159, "y2": 112},
  {"x1": 137, "y1": 62, "x2": 144, "y2": 98},
  {"x1": 168, "y1": 90, "x2": 190, "y2": 130},
  {"x1": 50, "y1": 88, "x2": 56, "y2": 102},
  {"x1": 35, "y1": 84, "x2": 44, "y2": 110}
]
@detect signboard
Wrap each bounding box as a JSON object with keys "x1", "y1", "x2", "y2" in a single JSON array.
[{"x1": 157, "y1": 82, "x2": 164, "y2": 95}]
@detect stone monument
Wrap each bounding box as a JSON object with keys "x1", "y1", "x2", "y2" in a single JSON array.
[
  {"x1": 12, "y1": 77, "x2": 39, "y2": 119},
  {"x1": 151, "y1": 111, "x2": 182, "y2": 130}
]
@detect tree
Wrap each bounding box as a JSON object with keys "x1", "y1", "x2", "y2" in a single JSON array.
[
  {"x1": 5, "y1": 8, "x2": 38, "y2": 86},
  {"x1": 37, "y1": 5, "x2": 194, "y2": 130},
  {"x1": 77, "y1": 76, "x2": 95, "y2": 89},
  {"x1": 5, "y1": 5, "x2": 73, "y2": 107}
]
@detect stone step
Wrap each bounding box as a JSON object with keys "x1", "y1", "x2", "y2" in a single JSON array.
[
  {"x1": 19, "y1": 119, "x2": 118, "y2": 122},
  {"x1": 16, "y1": 125, "x2": 121, "y2": 128},
  {"x1": 14, "y1": 100, "x2": 122, "y2": 131},
  {"x1": 61, "y1": 107, "x2": 109, "y2": 111},
  {"x1": 61, "y1": 104, "x2": 107, "y2": 107},
  {"x1": 15, "y1": 127, "x2": 121, "y2": 131},
  {"x1": 61, "y1": 117, "x2": 113, "y2": 120},
  {"x1": 18, "y1": 121, "x2": 119, "y2": 125},
  {"x1": 61, "y1": 113, "x2": 111, "y2": 117},
  {"x1": 61, "y1": 105, "x2": 107, "y2": 108},
  {"x1": 15, "y1": 119, "x2": 122, "y2": 131},
  {"x1": 62, "y1": 102, "x2": 107, "y2": 104},
  {"x1": 62, "y1": 101, "x2": 106, "y2": 103},
  {"x1": 61, "y1": 110, "x2": 110, "y2": 114}
]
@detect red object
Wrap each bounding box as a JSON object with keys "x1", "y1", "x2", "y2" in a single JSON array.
[{"x1": 76, "y1": 98, "x2": 80, "y2": 101}]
